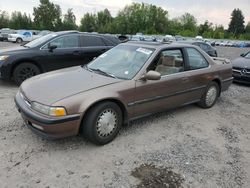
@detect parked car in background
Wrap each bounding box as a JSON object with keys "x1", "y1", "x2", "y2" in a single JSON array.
[
  {"x1": 175, "y1": 35, "x2": 185, "y2": 41},
  {"x1": 8, "y1": 30, "x2": 33, "y2": 43},
  {"x1": 130, "y1": 35, "x2": 145, "y2": 41},
  {"x1": 175, "y1": 41, "x2": 218, "y2": 57},
  {"x1": 164, "y1": 35, "x2": 175, "y2": 42},
  {"x1": 0, "y1": 28, "x2": 16, "y2": 41},
  {"x1": 195, "y1": 36, "x2": 203, "y2": 41},
  {"x1": 232, "y1": 51, "x2": 250, "y2": 84},
  {"x1": 0, "y1": 31, "x2": 120, "y2": 84},
  {"x1": 15, "y1": 41, "x2": 233, "y2": 145}
]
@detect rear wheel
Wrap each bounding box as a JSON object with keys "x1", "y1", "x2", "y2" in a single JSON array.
[
  {"x1": 198, "y1": 82, "x2": 219, "y2": 108},
  {"x1": 13, "y1": 63, "x2": 40, "y2": 85},
  {"x1": 82, "y1": 102, "x2": 123, "y2": 145},
  {"x1": 16, "y1": 38, "x2": 23, "y2": 43}
]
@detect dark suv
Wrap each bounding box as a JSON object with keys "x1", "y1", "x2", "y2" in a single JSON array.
[{"x1": 0, "y1": 31, "x2": 120, "y2": 84}]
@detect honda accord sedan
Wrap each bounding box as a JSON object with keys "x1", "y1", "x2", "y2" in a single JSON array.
[{"x1": 15, "y1": 42, "x2": 233, "y2": 145}]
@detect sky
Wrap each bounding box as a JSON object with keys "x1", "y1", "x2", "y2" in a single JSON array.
[{"x1": 0, "y1": 0, "x2": 250, "y2": 29}]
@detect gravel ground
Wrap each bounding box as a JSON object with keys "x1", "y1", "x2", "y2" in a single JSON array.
[{"x1": 0, "y1": 42, "x2": 250, "y2": 188}]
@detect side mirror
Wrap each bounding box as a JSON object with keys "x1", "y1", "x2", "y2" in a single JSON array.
[
  {"x1": 141, "y1": 70, "x2": 161, "y2": 81},
  {"x1": 240, "y1": 53, "x2": 245, "y2": 57},
  {"x1": 48, "y1": 44, "x2": 57, "y2": 52}
]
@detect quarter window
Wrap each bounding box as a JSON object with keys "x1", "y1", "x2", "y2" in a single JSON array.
[{"x1": 186, "y1": 48, "x2": 208, "y2": 70}]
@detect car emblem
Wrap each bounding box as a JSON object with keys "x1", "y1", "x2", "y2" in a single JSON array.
[{"x1": 240, "y1": 69, "x2": 247, "y2": 75}]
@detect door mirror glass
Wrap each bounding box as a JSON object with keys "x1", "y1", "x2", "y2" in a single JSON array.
[{"x1": 142, "y1": 71, "x2": 161, "y2": 80}]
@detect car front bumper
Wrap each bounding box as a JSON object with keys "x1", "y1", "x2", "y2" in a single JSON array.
[
  {"x1": 8, "y1": 38, "x2": 16, "y2": 42},
  {"x1": 14, "y1": 91, "x2": 81, "y2": 139},
  {"x1": 232, "y1": 69, "x2": 250, "y2": 84}
]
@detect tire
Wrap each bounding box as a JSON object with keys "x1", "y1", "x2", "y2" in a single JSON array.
[
  {"x1": 13, "y1": 63, "x2": 41, "y2": 85},
  {"x1": 198, "y1": 82, "x2": 219, "y2": 108},
  {"x1": 82, "y1": 102, "x2": 123, "y2": 145},
  {"x1": 16, "y1": 38, "x2": 23, "y2": 43}
]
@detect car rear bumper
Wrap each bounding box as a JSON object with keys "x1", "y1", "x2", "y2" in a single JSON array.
[{"x1": 14, "y1": 91, "x2": 82, "y2": 139}]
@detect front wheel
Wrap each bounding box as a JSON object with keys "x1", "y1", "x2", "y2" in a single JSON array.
[
  {"x1": 16, "y1": 38, "x2": 23, "y2": 43},
  {"x1": 198, "y1": 82, "x2": 219, "y2": 108},
  {"x1": 82, "y1": 102, "x2": 123, "y2": 145},
  {"x1": 13, "y1": 63, "x2": 41, "y2": 85}
]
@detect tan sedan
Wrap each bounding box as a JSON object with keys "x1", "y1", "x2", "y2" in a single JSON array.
[{"x1": 15, "y1": 42, "x2": 233, "y2": 145}]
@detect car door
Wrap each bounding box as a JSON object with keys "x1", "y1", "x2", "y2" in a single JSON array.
[
  {"x1": 80, "y1": 35, "x2": 110, "y2": 64},
  {"x1": 133, "y1": 48, "x2": 196, "y2": 117},
  {"x1": 39, "y1": 34, "x2": 82, "y2": 71},
  {"x1": 182, "y1": 47, "x2": 212, "y2": 100},
  {"x1": 23, "y1": 31, "x2": 32, "y2": 42}
]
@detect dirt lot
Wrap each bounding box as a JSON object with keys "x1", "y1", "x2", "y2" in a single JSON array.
[{"x1": 0, "y1": 42, "x2": 250, "y2": 188}]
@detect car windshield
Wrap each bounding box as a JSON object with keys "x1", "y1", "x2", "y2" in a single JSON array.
[
  {"x1": 24, "y1": 33, "x2": 57, "y2": 48},
  {"x1": 87, "y1": 45, "x2": 155, "y2": 80}
]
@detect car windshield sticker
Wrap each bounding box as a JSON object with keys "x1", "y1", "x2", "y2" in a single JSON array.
[
  {"x1": 136, "y1": 48, "x2": 153, "y2": 55},
  {"x1": 124, "y1": 71, "x2": 129, "y2": 75},
  {"x1": 100, "y1": 53, "x2": 107, "y2": 58}
]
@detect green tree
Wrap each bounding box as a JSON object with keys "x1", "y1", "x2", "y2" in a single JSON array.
[
  {"x1": 228, "y1": 8, "x2": 245, "y2": 36},
  {"x1": 96, "y1": 9, "x2": 113, "y2": 33},
  {"x1": 0, "y1": 10, "x2": 9, "y2": 28},
  {"x1": 198, "y1": 20, "x2": 213, "y2": 36},
  {"x1": 9, "y1": 11, "x2": 33, "y2": 29},
  {"x1": 167, "y1": 18, "x2": 182, "y2": 35},
  {"x1": 79, "y1": 13, "x2": 97, "y2": 32},
  {"x1": 33, "y1": 0, "x2": 62, "y2": 30},
  {"x1": 213, "y1": 25, "x2": 224, "y2": 39},
  {"x1": 245, "y1": 22, "x2": 250, "y2": 33},
  {"x1": 179, "y1": 13, "x2": 197, "y2": 32},
  {"x1": 61, "y1": 8, "x2": 77, "y2": 30},
  {"x1": 110, "y1": 3, "x2": 168, "y2": 34}
]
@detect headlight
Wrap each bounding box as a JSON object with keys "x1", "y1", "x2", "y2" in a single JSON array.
[
  {"x1": 0, "y1": 55, "x2": 9, "y2": 61},
  {"x1": 31, "y1": 102, "x2": 67, "y2": 117}
]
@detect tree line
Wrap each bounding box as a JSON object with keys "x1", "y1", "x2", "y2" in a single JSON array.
[{"x1": 0, "y1": 0, "x2": 250, "y2": 40}]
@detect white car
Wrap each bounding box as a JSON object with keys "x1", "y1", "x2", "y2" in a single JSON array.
[{"x1": 8, "y1": 31, "x2": 33, "y2": 43}]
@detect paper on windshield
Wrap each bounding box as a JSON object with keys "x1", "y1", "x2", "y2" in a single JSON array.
[{"x1": 136, "y1": 48, "x2": 153, "y2": 55}]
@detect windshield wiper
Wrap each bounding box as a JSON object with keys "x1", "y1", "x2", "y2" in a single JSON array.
[
  {"x1": 89, "y1": 68, "x2": 117, "y2": 78},
  {"x1": 82, "y1": 64, "x2": 93, "y2": 72},
  {"x1": 22, "y1": 45, "x2": 30, "y2": 48}
]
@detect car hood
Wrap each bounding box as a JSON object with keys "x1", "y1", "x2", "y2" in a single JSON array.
[
  {"x1": 0, "y1": 46, "x2": 30, "y2": 54},
  {"x1": 232, "y1": 57, "x2": 250, "y2": 68},
  {"x1": 21, "y1": 66, "x2": 122, "y2": 105}
]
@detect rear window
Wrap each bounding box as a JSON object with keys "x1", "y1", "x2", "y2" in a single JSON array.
[{"x1": 186, "y1": 48, "x2": 209, "y2": 70}]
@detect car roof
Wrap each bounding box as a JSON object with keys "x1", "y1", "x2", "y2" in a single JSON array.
[
  {"x1": 54, "y1": 30, "x2": 120, "y2": 44},
  {"x1": 175, "y1": 40, "x2": 209, "y2": 45},
  {"x1": 125, "y1": 41, "x2": 196, "y2": 49}
]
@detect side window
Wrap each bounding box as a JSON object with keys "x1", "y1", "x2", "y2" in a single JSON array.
[
  {"x1": 81, "y1": 35, "x2": 106, "y2": 47},
  {"x1": 186, "y1": 48, "x2": 208, "y2": 70},
  {"x1": 47, "y1": 35, "x2": 79, "y2": 49},
  {"x1": 149, "y1": 49, "x2": 184, "y2": 76},
  {"x1": 200, "y1": 43, "x2": 209, "y2": 51}
]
